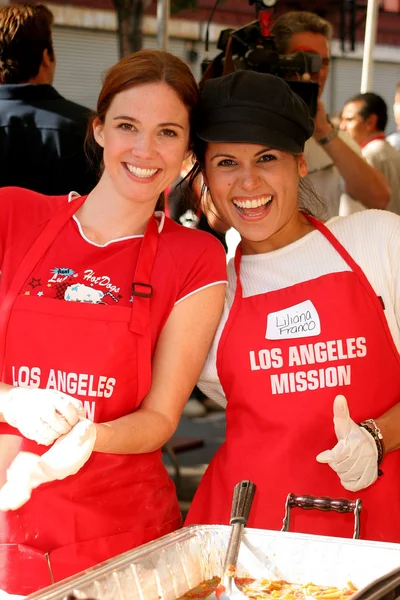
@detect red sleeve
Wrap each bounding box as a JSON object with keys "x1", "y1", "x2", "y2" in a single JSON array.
[
  {"x1": 159, "y1": 220, "x2": 227, "y2": 303},
  {"x1": 0, "y1": 186, "x2": 67, "y2": 270},
  {"x1": 177, "y1": 234, "x2": 227, "y2": 302}
]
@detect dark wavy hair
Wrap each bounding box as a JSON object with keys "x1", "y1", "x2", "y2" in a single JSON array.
[
  {"x1": 0, "y1": 3, "x2": 54, "y2": 84},
  {"x1": 346, "y1": 92, "x2": 388, "y2": 132}
]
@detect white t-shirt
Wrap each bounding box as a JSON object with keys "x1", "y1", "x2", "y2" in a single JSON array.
[
  {"x1": 387, "y1": 131, "x2": 400, "y2": 151},
  {"x1": 198, "y1": 210, "x2": 400, "y2": 406},
  {"x1": 305, "y1": 131, "x2": 363, "y2": 218},
  {"x1": 361, "y1": 138, "x2": 400, "y2": 216}
]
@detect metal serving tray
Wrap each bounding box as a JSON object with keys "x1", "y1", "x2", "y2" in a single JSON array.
[{"x1": 26, "y1": 525, "x2": 400, "y2": 600}]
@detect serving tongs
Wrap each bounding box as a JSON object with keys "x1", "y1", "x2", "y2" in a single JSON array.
[{"x1": 206, "y1": 479, "x2": 256, "y2": 600}]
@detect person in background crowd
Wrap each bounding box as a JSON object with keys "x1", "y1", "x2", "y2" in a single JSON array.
[
  {"x1": 340, "y1": 92, "x2": 400, "y2": 215},
  {"x1": 271, "y1": 11, "x2": 390, "y2": 217},
  {"x1": 386, "y1": 82, "x2": 400, "y2": 151},
  {"x1": 0, "y1": 3, "x2": 97, "y2": 195},
  {"x1": 0, "y1": 49, "x2": 227, "y2": 596},
  {"x1": 185, "y1": 70, "x2": 400, "y2": 544}
]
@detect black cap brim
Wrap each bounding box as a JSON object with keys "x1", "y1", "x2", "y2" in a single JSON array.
[{"x1": 197, "y1": 121, "x2": 304, "y2": 155}]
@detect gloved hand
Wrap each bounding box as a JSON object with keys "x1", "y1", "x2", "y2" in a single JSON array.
[
  {"x1": 316, "y1": 394, "x2": 378, "y2": 492},
  {"x1": 0, "y1": 418, "x2": 97, "y2": 511},
  {"x1": 0, "y1": 387, "x2": 84, "y2": 445}
]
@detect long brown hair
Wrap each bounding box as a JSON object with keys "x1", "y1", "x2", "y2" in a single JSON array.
[{"x1": 86, "y1": 50, "x2": 199, "y2": 210}]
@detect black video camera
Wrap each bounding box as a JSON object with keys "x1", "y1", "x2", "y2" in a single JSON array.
[{"x1": 202, "y1": 0, "x2": 321, "y2": 117}]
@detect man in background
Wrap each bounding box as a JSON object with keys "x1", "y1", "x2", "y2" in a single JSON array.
[
  {"x1": 271, "y1": 11, "x2": 390, "y2": 217},
  {"x1": 387, "y1": 82, "x2": 400, "y2": 151},
  {"x1": 0, "y1": 3, "x2": 96, "y2": 195},
  {"x1": 341, "y1": 92, "x2": 400, "y2": 215}
]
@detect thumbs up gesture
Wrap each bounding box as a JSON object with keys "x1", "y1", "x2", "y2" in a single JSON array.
[{"x1": 316, "y1": 395, "x2": 378, "y2": 492}]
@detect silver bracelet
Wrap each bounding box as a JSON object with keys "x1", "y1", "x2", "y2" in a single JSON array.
[
  {"x1": 362, "y1": 418, "x2": 384, "y2": 440},
  {"x1": 359, "y1": 418, "x2": 385, "y2": 467},
  {"x1": 317, "y1": 127, "x2": 338, "y2": 146}
]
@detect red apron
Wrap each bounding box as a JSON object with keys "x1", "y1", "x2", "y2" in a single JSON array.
[
  {"x1": 0, "y1": 196, "x2": 181, "y2": 595},
  {"x1": 186, "y1": 215, "x2": 400, "y2": 542}
]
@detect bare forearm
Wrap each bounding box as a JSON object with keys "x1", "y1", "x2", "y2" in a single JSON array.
[
  {"x1": 0, "y1": 383, "x2": 12, "y2": 394},
  {"x1": 318, "y1": 135, "x2": 390, "y2": 209},
  {"x1": 0, "y1": 383, "x2": 13, "y2": 422},
  {"x1": 376, "y1": 403, "x2": 400, "y2": 453},
  {"x1": 312, "y1": 99, "x2": 390, "y2": 210},
  {"x1": 0, "y1": 380, "x2": 176, "y2": 449},
  {"x1": 94, "y1": 408, "x2": 176, "y2": 454}
]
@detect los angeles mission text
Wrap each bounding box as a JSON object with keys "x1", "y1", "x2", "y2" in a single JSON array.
[
  {"x1": 11, "y1": 367, "x2": 115, "y2": 420},
  {"x1": 249, "y1": 336, "x2": 366, "y2": 394}
]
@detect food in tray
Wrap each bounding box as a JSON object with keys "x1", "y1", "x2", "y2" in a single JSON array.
[
  {"x1": 65, "y1": 596, "x2": 98, "y2": 599},
  {"x1": 176, "y1": 576, "x2": 358, "y2": 600}
]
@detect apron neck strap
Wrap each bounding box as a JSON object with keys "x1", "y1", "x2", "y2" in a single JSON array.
[
  {"x1": 128, "y1": 214, "x2": 159, "y2": 401},
  {"x1": 304, "y1": 213, "x2": 368, "y2": 276},
  {"x1": 128, "y1": 214, "x2": 158, "y2": 336},
  {"x1": 232, "y1": 212, "x2": 384, "y2": 316},
  {"x1": 234, "y1": 243, "x2": 243, "y2": 296},
  {"x1": 303, "y1": 212, "x2": 387, "y2": 316},
  {"x1": 0, "y1": 196, "x2": 86, "y2": 376}
]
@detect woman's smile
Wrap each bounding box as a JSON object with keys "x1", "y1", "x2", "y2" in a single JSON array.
[
  {"x1": 124, "y1": 162, "x2": 160, "y2": 182},
  {"x1": 232, "y1": 194, "x2": 273, "y2": 220},
  {"x1": 204, "y1": 141, "x2": 309, "y2": 253}
]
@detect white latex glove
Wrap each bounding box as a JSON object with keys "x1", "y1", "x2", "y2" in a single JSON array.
[
  {"x1": 0, "y1": 387, "x2": 84, "y2": 445},
  {"x1": 316, "y1": 394, "x2": 378, "y2": 492},
  {"x1": 0, "y1": 418, "x2": 96, "y2": 511}
]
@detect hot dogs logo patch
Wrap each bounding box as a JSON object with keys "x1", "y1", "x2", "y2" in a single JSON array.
[
  {"x1": 22, "y1": 267, "x2": 127, "y2": 305},
  {"x1": 249, "y1": 300, "x2": 367, "y2": 394}
]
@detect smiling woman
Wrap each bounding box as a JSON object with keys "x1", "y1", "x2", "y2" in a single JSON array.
[
  {"x1": 0, "y1": 50, "x2": 227, "y2": 595},
  {"x1": 185, "y1": 70, "x2": 400, "y2": 545},
  {"x1": 82, "y1": 51, "x2": 198, "y2": 241},
  {"x1": 87, "y1": 82, "x2": 190, "y2": 220}
]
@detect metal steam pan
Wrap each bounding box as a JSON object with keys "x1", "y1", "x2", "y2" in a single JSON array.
[{"x1": 26, "y1": 525, "x2": 400, "y2": 600}]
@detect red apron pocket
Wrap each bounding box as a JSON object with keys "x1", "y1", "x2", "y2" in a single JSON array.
[
  {"x1": 50, "y1": 514, "x2": 182, "y2": 582},
  {"x1": 0, "y1": 543, "x2": 52, "y2": 595}
]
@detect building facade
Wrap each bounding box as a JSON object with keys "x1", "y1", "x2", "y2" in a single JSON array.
[{"x1": 3, "y1": 0, "x2": 400, "y2": 133}]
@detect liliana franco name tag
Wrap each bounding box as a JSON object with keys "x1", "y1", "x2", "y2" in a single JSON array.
[{"x1": 266, "y1": 300, "x2": 321, "y2": 340}]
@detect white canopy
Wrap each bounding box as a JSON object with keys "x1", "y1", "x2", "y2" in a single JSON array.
[
  {"x1": 157, "y1": 0, "x2": 170, "y2": 50},
  {"x1": 361, "y1": 0, "x2": 380, "y2": 92}
]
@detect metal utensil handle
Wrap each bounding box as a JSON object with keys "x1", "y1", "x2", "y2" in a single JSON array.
[
  {"x1": 230, "y1": 480, "x2": 256, "y2": 525},
  {"x1": 281, "y1": 493, "x2": 363, "y2": 539},
  {"x1": 222, "y1": 521, "x2": 245, "y2": 577},
  {"x1": 222, "y1": 480, "x2": 256, "y2": 578}
]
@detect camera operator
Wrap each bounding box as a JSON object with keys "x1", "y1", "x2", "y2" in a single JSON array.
[{"x1": 271, "y1": 11, "x2": 390, "y2": 217}]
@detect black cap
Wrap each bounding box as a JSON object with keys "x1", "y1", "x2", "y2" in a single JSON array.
[{"x1": 194, "y1": 71, "x2": 314, "y2": 154}]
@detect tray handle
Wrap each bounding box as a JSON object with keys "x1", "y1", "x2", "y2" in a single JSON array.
[{"x1": 281, "y1": 493, "x2": 362, "y2": 539}]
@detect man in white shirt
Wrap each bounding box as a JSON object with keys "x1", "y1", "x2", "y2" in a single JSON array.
[
  {"x1": 341, "y1": 92, "x2": 400, "y2": 215},
  {"x1": 387, "y1": 82, "x2": 400, "y2": 151},
  {"x1": 271, "y1": 11, "x2": 390, "y2": 218}
]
